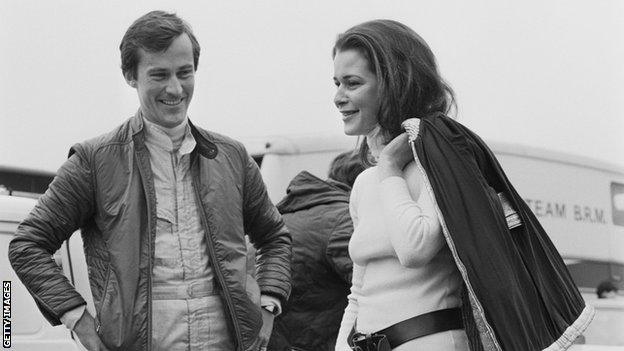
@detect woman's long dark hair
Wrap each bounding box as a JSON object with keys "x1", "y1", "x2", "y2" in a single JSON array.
[{"x1": 333, "y1": 19, "x2": 456, "y2": 164}]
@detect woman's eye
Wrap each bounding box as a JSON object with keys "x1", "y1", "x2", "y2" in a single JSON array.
[{"x1": 333, "y1": 80, "x2": 360, "y2": 88}]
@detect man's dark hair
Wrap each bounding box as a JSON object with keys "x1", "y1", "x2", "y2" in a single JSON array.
[
  {"x1": 120, "y1": 10, "x2": 201, "y2": 80},
  {"x1": 328, "y1": 151, "x2": 366, "y2": 188},
  {"x1": 596, "y1": 280, "x2": 618, "y2": 298}
]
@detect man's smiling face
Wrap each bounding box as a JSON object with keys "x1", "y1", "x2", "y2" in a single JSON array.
[{"x1": 129, "y1": 33, "x2": 195, "y2": 128}]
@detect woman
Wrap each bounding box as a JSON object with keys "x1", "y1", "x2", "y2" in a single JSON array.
[{"x1": 332, "y1": 20, "x2": 593, "y2": 351}]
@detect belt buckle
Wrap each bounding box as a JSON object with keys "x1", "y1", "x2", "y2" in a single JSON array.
[
  {"x1": 188, "y1": 281, "x2": 201, "y2": 298},
  {"x1": 186, "y1": 282, "x2": 195, "y2": 299},
  {"x1": 350, "y1": 333, "x2": 371, "y2": 351},
  {"x1": 351, "y1": 332, "x2": 391, "y2": 351}
]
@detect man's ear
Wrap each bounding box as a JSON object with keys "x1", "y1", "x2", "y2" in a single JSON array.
[{"x1": 124, "y1": 71, "x2": 137, "y2": 88}]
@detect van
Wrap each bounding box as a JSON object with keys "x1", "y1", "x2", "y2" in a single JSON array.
[{"x1": 0, "y1": 194, "x2": 82, "y2": 350}]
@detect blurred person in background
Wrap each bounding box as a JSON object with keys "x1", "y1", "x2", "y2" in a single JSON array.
[
  {"x1": 332, "y1": 19, "x2": 592, "y2": 351},
  {"x1": 596, "y1": 280, "x2": 619, "y2": 299},
  {"x1": 268, "y1": 151, "x2": 365, "y2": 351},
  {"x1": 9, "y1": 10, "x2": 290, "y2": 351}
]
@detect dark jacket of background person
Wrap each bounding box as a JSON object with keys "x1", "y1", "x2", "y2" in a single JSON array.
[
  {"x1": 268, "y1": 170, "x2": 355, "y2": 351},
  {"x1": 8, "y1": 115, "x2": 291, "y2": 351}
]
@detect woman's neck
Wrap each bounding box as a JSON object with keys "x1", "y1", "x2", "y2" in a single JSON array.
[{"x1": 365, "y1": 125, "x2": 385, "y2": 160}]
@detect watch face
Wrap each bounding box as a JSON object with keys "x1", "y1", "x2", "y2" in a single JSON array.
[{"x1": 262, "y1": 305, "x2": 276, "y2": 314}]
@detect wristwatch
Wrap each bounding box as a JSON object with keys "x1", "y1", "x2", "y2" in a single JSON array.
[{"x1": 261, "y1": 304, "x2": 278, "y2": 316}]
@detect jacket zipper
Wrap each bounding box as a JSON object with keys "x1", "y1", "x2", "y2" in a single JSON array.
[
  {"x1": 136, "y1": 140, "x2": 155, "y2": 351},
  {"x1": 147, "y1": 205, "x2": 153, "y2": 351},
  {"x1": 95, "y1": 265, "x2": 112, "y2": 334},
  {"x1": 191, "y1": 174, "x2": 244, "y2": 349}
]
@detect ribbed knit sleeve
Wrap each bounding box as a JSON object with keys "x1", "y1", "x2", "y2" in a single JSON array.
[{"x1": 379, "y1": 173, "x2": 445, "y2": 268}]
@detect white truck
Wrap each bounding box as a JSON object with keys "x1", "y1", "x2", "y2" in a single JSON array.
[{"x1": 1, "y1": 134, "x2": 623, "y2": 350}]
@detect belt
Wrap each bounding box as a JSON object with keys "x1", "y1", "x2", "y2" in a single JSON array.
[
  {"x1": 152, "y1": 280, "x2": 217, "y2": 300},
  {"x1": 351, "y1": 307, "x2": 464, "y2": 349}
]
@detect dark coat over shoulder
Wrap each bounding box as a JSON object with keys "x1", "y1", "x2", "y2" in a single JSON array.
[{"x1": 410, "y1": 114, "x2": 593, "y2": 351}]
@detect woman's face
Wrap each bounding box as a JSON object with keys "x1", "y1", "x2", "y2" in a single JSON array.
[{"x1": 333, "y1": 49, "x2": 380, "y2": 136}]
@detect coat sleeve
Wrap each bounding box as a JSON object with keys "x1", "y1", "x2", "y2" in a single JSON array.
[
  {"x1": 378, "y1": 165, "x2": 445, "y2": 268},
  {"x1": 242, "y1": 154, "x2": 292, "y2": 304},
  {"x1": 325, "y1": 209, "x2": 354, "y2": 284},
  {"x1": 8, "y1": 145, "x2": 95, "y2": 325}
]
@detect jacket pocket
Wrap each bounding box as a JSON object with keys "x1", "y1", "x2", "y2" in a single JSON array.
[
  {"x1": 94, "y1": 147, "x2": 133, "y2": 216},
  {"x1": 95, "y1": 264, "x2": 112, "y2": 323},
  {"x1": 95, "y1": 269, "x2": 125, "y2": 349}
]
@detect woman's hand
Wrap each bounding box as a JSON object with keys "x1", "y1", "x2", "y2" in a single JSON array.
[{"x1": 377, "y1": 133, "x2": 413, "y2": 180}]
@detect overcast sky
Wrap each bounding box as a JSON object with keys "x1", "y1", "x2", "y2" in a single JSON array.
[{"x1": 1, "y1": 0, "x2": 623, "y2": 172}]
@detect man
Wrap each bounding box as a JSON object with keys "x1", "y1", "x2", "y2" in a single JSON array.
[
  {"x1": 268, "y1": 151, "x2": 365, "y2": 351},
  {"x1": 9, "y1": 10, "x2": 291, "y2": 351}
]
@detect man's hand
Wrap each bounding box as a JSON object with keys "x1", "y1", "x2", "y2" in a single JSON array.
[
  {"x1": 249, "y1": 308, "x2": 275, "y2": 351},
  {"x1": 73, "y1": 311, "x2": 109, "y2": 351},
  {"x1": 377, "y1": 133, "x2": 413, "y2": 180}
]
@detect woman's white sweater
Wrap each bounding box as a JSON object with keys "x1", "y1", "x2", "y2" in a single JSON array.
[{"x1": 335, "y1": 164, "x2": 465, "y2": 350}]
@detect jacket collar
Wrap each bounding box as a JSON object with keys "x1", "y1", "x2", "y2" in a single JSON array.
[
  {"x1": 276, "y1": 171, "x2": 351, "y2": 213},
  {"x1": 129, "y1": 109, "x2": 218, "y2": 159}
]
